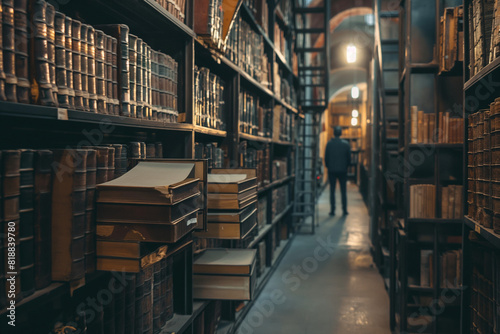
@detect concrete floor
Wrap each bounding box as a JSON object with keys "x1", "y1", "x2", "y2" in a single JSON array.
[{"x1": 237, "y1": 184, "x2": 391, "y2": 334}]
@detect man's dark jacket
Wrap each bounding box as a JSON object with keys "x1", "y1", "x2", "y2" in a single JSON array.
[{"x1": 324, "y1": 137, "x2": 351, "y2": 173}]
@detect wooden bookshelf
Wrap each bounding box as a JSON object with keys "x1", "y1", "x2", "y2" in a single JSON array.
[{"x1": 0, "y1": 0, "x2": 300, "y2": 333}]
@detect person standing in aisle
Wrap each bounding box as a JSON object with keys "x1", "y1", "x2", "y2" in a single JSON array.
[{"x1": 324, "y1": 126, "x2": 351, "y2": 216}]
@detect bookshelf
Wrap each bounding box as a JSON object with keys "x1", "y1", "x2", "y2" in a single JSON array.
[
  {"x1": 461, "y1": 0, "x2": 500, "y2": 333},
  {"x1": 392, "y1": 0, "x2": 464, "y2": 333},
  {"x1": 0, "y1": 0, "x2": 300, "y2": 333}
]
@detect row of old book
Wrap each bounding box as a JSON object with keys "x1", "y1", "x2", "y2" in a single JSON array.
[
  {"x1": 274, "y1": 22, "x2": 289, "y2": 64},
  {"x1": 239, "y1": 88, "x2": 273, "y2": 137},
  {"x1": 272, "y1": 158, "x2": 289, "y2": 181},
  {"x1": 0, "y1": 145, "x2": 157, "y2": 309},
  {"x1": 0, "y1": 1, "x2": 180, "y2": 122},
  {"x1": 468, "y1": 0, "x2": 500, "y2": 77},
  {"x1": 410, "y1": 184, "x2": 464, "y2": 219},
  {"x1": 245, "y1": 0, "x2": 269, "y2": 35},
  {"x1": 419, "y1": 249, "x2": 462, "y2": 288},
  {"x1": 467, "y1": 101, "x2": 500, "y2": 231},
  {"x1": 274, "y1": 67, "x2": 297, "y2": 108},
  {"x1": 273, "y1": 105, "x2": 295, "y2": 142},
  {"x1": 238, "y1": 141, "x2": 271, "y2": 189},
  {"x1": 439, "y1": 6, "x2": 464, "y2": 74},
  {"x1": 410, "y1": 107, "x2": 465, "y2": 144},
  {"x1": 195, "y1": 0, "x2": 224, "y2": 50},
  {"x1": 469, "y1": 234, "x2": 499, "y2": 334},
  {"x1": 195, "y1": 142, "x2": 225, "y2": 169},
  {"x1": 272, "y1": 185, "x2": 290, "y2": 221},
  {"x1": 225, "y1": 14, "x2": 272, "y2": 89},
  {"x1": 154, "y1": 0, "x2": 186, "y2": 22},
  {"x1": 194, "y1": 66, "x2": 226, "y2": 131}
]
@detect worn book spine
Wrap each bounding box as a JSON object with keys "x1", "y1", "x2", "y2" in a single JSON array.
[
  {"x1": 0, "y1": 2, "x2": 6, "y2": 101},
  {"x1": 103, "y1": 285, "x2": 116, "y2": 334},
  {"x1": 46, "y1": 4, "x2": 58, "y2": 104},
  {"x1": 72, "y1": 19, "x2": 83, "y2": 110},
  {"x1": 106, "y1": 146, "x2": 115, "y2": 181},
  {"x1": 3, "y1": 0, "x2": 17, "y2": 102},
  {"x1": 2, "y1": 150, "x2": 22, "y2": 300},
  {"x1": 51, "y1": 149, "x2": 87, "y2": 281},
  {"x1": 80, "y1": 24, "x2": 89, "y2": 111},
  {"x1": 135, "y1": 270, "x2": 144, "y2": 334},
  {"x1": 114, "y1": 279, "x2": 126, "y2": 334},
  {"x1": 85, "y1": 149, "x2": 96, "y2": 273},
  {"x1": 19, "y1": 149, "x2": 35, "y2": 297},
  {"x1": 105, "y1": 35, "x2": 113, "y2": 115},
  {"x1": 14, "y1": 0, "x2": 29, "y2": 103},
  {"x1": 94, "y1": 146, "x2": 109, "y2": 184},
  {"x1": 143, "y1": 265, "x2": 153, "y2": 334},
  {"x1": 112, "y1": 38, "x2": 119, "y2": 115},
  {"x1": 95, "y1": 29, "x2": 106, "y2": 114},
  {"x1": 128, "y1": 34, "x2": 137, "y2": 118},
  {"x1": 136, "y1": 38, "x2": 143, "y2": 119},
  {"x1": 34, "y1": 150, "x2": 52, "y2": 290},
  {"x1": 87, "y1": 26, "x2": 97, "y2": 112},
  {"x1": 152, "y1": 261, "x2": 162, "y2": 332},
  {"x1": 65, "y1": 16, "x2": 75, "y2": 109},
  {"x1": 125, "y1": 274, "x2": 136, "y2": 332},
  {"x1": 54, "y1": 11, "x2": 68, "y2": 108}
]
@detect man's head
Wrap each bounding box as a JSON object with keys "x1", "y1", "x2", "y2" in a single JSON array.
[{"x1": 334, "y1": 126, "x2": 342, "y2": 138}]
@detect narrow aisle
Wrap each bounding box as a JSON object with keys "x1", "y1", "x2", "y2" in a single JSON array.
[{"x1": 237, "y1": 184, "x2": 391, "y2": 334}]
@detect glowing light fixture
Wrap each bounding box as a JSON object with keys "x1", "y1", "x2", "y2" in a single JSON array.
[
  {"x1": 347, "y1": 44, "x2": 357, "y2": 63},
  {"x1": 351, "y1": 86, "x2": 360, "y2": 99},
  {"x1": 352, "y1": 109, "x2": 359, "y2": 118},
  {"x1": 351, "y1": 117, "x2": 358, "y2": 126}
]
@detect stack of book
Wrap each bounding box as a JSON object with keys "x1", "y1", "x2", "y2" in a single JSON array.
[
  {"x1": 409, "y1": 184, "x2": 436, "y2": 219},
  {"x1": 193, "y1": 249, "x2": 257, "y2": 300},
  {"x1": 410, "y1": 106, "x2": 436, "y2": 144},
  {"x1": 468, "y1": 0, "x2": 496, "y2": 76},
  {"x1": 197, "y1": 169, "x2": 258, "y2": 240},
  {"x1": 96, "y1": 162, "x2": 201, "y2": 244},
  {"x1": 441, "y1": 185, "x2": 464, "y2": 218},
  {"x1": 439, "y1": 6, "x2": 464, "y2": 74},
  {"x1": 153, "y1": 0, "x2": 186, "y2": 22},
  {"x1": 194, "y1": 0, "x2": 225, "y2": 50},
  {"x1": 194, "y1": 66, "x2": 226, "y2": 130}
]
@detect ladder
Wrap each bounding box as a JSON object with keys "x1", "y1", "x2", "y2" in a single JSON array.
[{"x1": 292, "y1": 0, "x2": 330, "y2": 234}]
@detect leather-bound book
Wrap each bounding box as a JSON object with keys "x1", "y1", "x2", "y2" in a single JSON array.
[
  {"x1": 145, "y1": 45, "x2": 152, "y2": 120},
  {"x1": 3, "y1": 0, "x2": 17, "y2": 102},
  {"x1": 64, "y1": 16, "x2": 75, "y2": 109},
  {"x1": 31, "y1": 0, "x2": 57, "y2": 106},
  {"x1": 152, "y1": 261, "x2": 162, "y2": 333},
  {"x1": 163, "y1": 257, "x2": 174, "y2": 322},
  {"x1": 72, "y1": 19, "x2": 83, "y2": 110},
  {"x1": 80, "y1": 24, "x2": 89, "y2": 111},
  {"x1": 87, "y1": 26, "x2": 97, "y2": 112},
  {"x1": 128, "y1": 34, "x2": 137, "y2": 118},
  {"x1": 93, "y1": 146, "x2": 108, "y2": 184},
  {"x1": 19, "y1": 149, "x2": 35, "y2": 297},
  {"x1": 85, "y1": 149, "x2": 96, "y2": 273},
  {"x1": 114, "y1": 279, "x2": 126, "y2": 334},
  {"x1": 14, "y1": 0, "x2": 29, "y2": 103},
  {"x1": 96, "y1": 24, "x2": 130, "y2": 117},
  {"x1": 45, "y1": 3, "x2": 57, "y2": 104},
  {"x1": 112, "y1": 38, "x2": 119, "y2": 116},
  {"x1": 106, "y1": 146, "x2": 115, "y2": 181},
  {"x1": 51, "y1": 149, "x2": 87, "y2": 281},
  {"x1": 34, "y1": 149, "x2": 52, "y2": 290},
  {"x1": 2, "y1": 150, "x2": 22, "y2": 300},
  {"x1": 95, "y1": 29, "x2": 106, "y2": 114},
  {"x1": 105, "y1": 35, "x2": 114, "y2": 115},
  {"x1": 102, "y1": 286, "x2": 116, "y2": 334},
  {"x1": 146, "y1": 144, "x2": 155, "y2": 159},
  {"x1": 54, "y1": 11, "x2": 68, "y2": 108},
  {"x1": 136, "y1": 38, "x2": 143, "y2": 119},
  {"x1": 142, "y1": 265, "x2": 153, "y2": 334},
  {"x1": 125, "y1": 274, "x2": 136, "y2": 332},
  {"x1": 135, "y1": 270, "x2": 145, "y2": 334},
  {"x1": 0, "y1": 2, "x2": 6, "y2": 101}
]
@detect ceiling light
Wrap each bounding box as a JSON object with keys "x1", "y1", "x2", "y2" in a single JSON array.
[
  {"x1": 351, "y1": 117, "x2": 358, "y2": 126},
  {"x1": 347, "y1": 44, "x2": 357, "y2": 64},
  {"x1": 352, "y1": 109, "x2": 359, "y2": 118},
  {"x1": 351, "y1": 86, "x2": 360, "y2": 99}
]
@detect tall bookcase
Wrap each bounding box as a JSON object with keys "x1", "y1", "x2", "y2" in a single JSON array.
[
  {"x1": 461, "y1": 0, "x2": 500, "y2": 333},
  {"x1": 0, "y1": 0, "x2": 301, "y2": 333},
  {"x1": 393, "y1": 0, "x2": 464, "y2": 333}
]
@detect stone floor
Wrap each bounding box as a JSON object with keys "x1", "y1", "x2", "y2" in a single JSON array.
[{"x1": 237, "y1": 184, "x2": 391, "y2": 334}]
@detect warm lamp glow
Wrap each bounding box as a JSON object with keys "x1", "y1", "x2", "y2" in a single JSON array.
[
  {"x1": 351, "y1": 86, "x2": 360, "y2": 99},
  {"x1": 352, "y1": 109, "x2": 359, "y2": 118},
  {"x1": 347, "y1": 44, "x2": 357, "y2": 63},
  {"x1": 351, "y1": 117, "x2": 358, "y2": 126}
]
